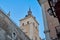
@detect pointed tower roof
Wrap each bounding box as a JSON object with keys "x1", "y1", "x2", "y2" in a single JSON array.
[{"x1": 28, "y1": 8, "x2": 32, "y2": 15}]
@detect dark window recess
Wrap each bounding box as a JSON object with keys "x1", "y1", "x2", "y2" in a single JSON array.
[
  {"x1": 27, "y1": 21, "x2": 29, "y2": 24},
  {"x1": 22, "y1": 23, "x2": 24, "y2": 26},
  {"x1": 33, "y1": 23, "x2": 35, "y2": 26},
  {"x1": 13, "y1": 33, "x2": 16, "y2": 37},
  {"x1": 55, "y1": 26, "x2": 60, "y2": 39},
  {"x1": 36, "y1": 27, "x2": 37, "y2": 29},
  {"x1": 57, "y1": 33, "x2": 60, "y2": 38}
]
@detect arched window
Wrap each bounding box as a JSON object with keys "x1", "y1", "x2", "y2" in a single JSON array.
[
  {"x1": 33, "y1": 22, "x2": 35, "y2": 26},
  {"x1": 27, "y1": 21, "x2": 29, "y2": 24},
  {"x1": 36, "y1": 26, "x2": 37, "y2": 29},
  {"x1": 12, "y1": 32, "x2": 16, "y2": 37},
  {"x1": 12, "y1": 32, "x2": 17, "y2": 39},
  {"x1": 22, "y1": 23, "x2": 24, "y2": 26}
]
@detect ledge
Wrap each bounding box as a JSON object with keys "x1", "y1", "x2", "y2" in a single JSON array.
[{"x1": 44, "y1": 30, "x2": 50, "y2": 33}]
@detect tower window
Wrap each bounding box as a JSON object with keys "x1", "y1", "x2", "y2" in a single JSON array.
[
  {"x1": 13, "y1": 33, "x2": 15, "y2": 37},
  {"x1": 33, "y1": 23, "x2": 35, "y2": 25},
  {"x1": 22, "y1": 23, "x2": 24, "y2": 26},
  {"x1": 12, "y1": 32, "x2": 16, "y2": 39},
  {"x1": 36, "y1": 27, "x2": 37, "y2": 29},
  {"x1": 27, "y1": 21, "x2": 29, "y2": 24}
]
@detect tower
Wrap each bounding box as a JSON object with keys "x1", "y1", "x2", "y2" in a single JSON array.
[
  {"x1": 20, "y1": 8, "x2": 41, "y2": 40},
  {"x1": 38, "y1": 0, "x2": 59, "y2": 40}
]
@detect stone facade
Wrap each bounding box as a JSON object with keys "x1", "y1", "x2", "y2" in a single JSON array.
[
  {"x1": 38, "y1": 0, "x2": 59, "y2": 40},
  {"x1": 0, "y1": 9, "x2": 30, "y2": 40}
]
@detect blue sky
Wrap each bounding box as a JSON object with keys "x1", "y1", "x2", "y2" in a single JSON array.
[{"x1": 0, "y1": 0, "x2": 45, "y2": 39}]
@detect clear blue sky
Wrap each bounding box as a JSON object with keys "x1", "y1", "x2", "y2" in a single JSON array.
[{"x1": 0, "y1": 0, "x2": 45, "y2": 39}]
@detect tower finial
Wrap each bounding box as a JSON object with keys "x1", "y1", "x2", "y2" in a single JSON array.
[
  {"x1": 28, "y1": 8, "x2": 32, "y2": 15},
  {"x1": 29, "y1": 7, "x2": 31, "y2": 11}
]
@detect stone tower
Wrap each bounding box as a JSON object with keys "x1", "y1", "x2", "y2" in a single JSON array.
[
  {"x1": 20, "y1": 8, "x2": 41, "y2": 40},
  {"x1": 38, "y1": 0, "x2": 59, "y2": 40}
]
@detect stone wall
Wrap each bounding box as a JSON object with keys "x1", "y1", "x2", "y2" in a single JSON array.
[{"x1": 0, "y1": 10, "x2": 30, "y2": 40}]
